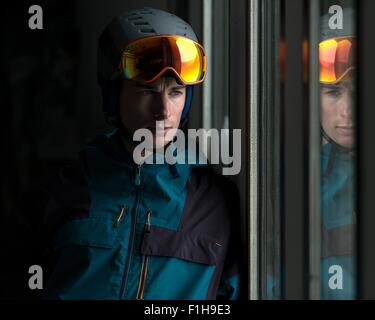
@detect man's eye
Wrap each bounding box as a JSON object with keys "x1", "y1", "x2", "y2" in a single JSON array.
[
  {"x1": 326, "y1": 89, "x2": 342, "y2": 98},
  {"x1": 170, "y1": 90, "x2": 183, "y2": 96}
]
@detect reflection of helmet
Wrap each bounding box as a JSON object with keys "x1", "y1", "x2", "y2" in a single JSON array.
[
  {"x1": 320, "y1": 7, "x2": 355, "y2": 85},
  {"x1": 320, "y1": 7, "x2": 355, "y2": 157},
  {"x1": 320, "y1": 7, "x2": 355, "y2": 42},
  {"x1": 97, "y1": 7, "x2": 200, "y2": 125}
]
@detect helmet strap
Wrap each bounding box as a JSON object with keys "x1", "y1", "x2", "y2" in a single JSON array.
[
  {"x1": 321, "y1": 126, "x2": 355, "y2": 178},
  {"x1": 320, "y1": 126, "x2": 354, "y2": 153}
]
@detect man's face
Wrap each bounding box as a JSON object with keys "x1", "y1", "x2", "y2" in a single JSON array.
[
  {"x1": 119, "y1": 76, "x2": 186, "y2": 149},
  {"x1": 320, "y1": 77, "x2": 355, "y2": 149}
]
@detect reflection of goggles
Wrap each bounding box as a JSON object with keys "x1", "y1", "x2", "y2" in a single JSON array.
[
  {"x1": 319, "y1": 36, "x2": 356, "y2": 84},
  {"x1": 120, "y1": 35, "x2": 207, "y2": 85}
]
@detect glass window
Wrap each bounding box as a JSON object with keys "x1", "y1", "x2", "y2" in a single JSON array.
[{"x1": 259, "y1": 0, "x2": 358, "y2": 300}]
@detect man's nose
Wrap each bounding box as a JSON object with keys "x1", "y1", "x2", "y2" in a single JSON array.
[
  {"x1": 339, "y1": 92, "x2": 354, "y2": 119},
  {"x1": 152, "y1": 93, "x2": 171, "y2": 120}
]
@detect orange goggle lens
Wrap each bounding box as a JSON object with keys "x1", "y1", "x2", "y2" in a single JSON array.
[
  {"x1": 121, "y1": 35, "x2": 207, "y2": 85},
  {"x1": 320, "y1": 36, "x2": 356, "y2": 84}
]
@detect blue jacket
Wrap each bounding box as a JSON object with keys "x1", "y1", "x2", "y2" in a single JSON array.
[
  {"x1": 3, "y1": 129, "x2": 242, "y2": 300},
  {"x1": 320, "y1": 143, "x2": 356, "y2": 299},
  {"x1": 265, "y1": 143, "x2": 356, "y2": 300}
]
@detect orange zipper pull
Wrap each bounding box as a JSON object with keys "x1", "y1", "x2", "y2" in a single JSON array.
[{"x1": 113, "y1": 206, "x2": 126, "y2": 228}]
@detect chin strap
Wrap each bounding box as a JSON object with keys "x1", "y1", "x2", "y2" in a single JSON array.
[
  {"x1": 321, "y1": 127, "x2": 353, "y2": 154},
  {"x1": 321, "y1": 127, "x2": 354, "y2": 178}
]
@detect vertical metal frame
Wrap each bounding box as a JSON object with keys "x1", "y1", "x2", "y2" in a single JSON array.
[
  {"x1": 308, "y1": 0, "x2": 321, "y2": 300},
  {"x1": 259, "y1": 0, "x2": 282, "y2": 300},
  {"x1": 249, "y1": 0, "x2": 260, "y2": 300},
  {"x1": 282, "y1": 0, "x2": 308, "y2": 299},
  {"x1": 203, "y1": 0, "x2": 213, "y2": 131},
  {"x1": 358, "y1": 0, "x2": 375, "y2": 300},
  {"x1": 211, "y1": 0, "x2": 230, "y2": 130},
  {"x1": 229, "y1": 0, "x2": 251, "y2": 299}
]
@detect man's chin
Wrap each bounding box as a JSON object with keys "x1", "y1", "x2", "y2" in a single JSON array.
[
  {"x1": 335, "y1": 138, "x2": 355, "y2": 150},
  {"x1": 153, "y1": 139, "x2": 173, "y2": 151}
]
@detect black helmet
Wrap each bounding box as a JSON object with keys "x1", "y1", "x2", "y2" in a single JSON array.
[{"x1": 97, "y1": 7, "x2": 201, "y2": 125}]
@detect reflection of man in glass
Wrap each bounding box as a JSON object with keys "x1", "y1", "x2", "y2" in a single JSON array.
[{"x1": 320, "y1": 7, "x2": 356, "y2": 299}]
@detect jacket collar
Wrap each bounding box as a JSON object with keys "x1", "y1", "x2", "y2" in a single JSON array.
[{"x1": 106, "y1": 129, "x2": 195, "y2": 180}]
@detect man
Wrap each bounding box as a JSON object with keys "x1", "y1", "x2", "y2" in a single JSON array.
[
  {"x1": 2, "y1": 7, "x2": 242, "y2": 300},
  {"x1": 319, "y1": 7, "x2": 356, "y2": 299}
]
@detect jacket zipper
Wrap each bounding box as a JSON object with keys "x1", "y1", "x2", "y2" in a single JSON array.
[
  {"x1": 119, "y1": 164, "x2": 142, "y2": 299},
  {"x1": 136, "y1": 209, "x2": 151, "y2": 300}
]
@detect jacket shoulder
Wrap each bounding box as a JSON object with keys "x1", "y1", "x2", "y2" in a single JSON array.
[
  {"x1": 189, "y1": 166, "x2": 239, "y2": 206},
  {"x1": 181, "y1": 167, "x2": 240, "y2": 233}
]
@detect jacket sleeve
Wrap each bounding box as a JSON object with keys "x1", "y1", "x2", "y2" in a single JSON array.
[
  {"x1": 216, "y1": 180, "x2": 245, "y2": 300},
  {"x1": 216, "y1": 239, "x2": 243, "y2": 300}
]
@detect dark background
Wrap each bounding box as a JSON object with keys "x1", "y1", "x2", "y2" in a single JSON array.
[{"x1": 0, "y1": 0, "x2": 202, "y2": 223}]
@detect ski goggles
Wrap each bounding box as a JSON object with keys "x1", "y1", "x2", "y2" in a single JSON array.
[
  {"x1": 120, "y1": 35, "x2": 207, "y2": 85},
  {"x1": 319, "y1": 36, "x2": 356, "y2": 84}
]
